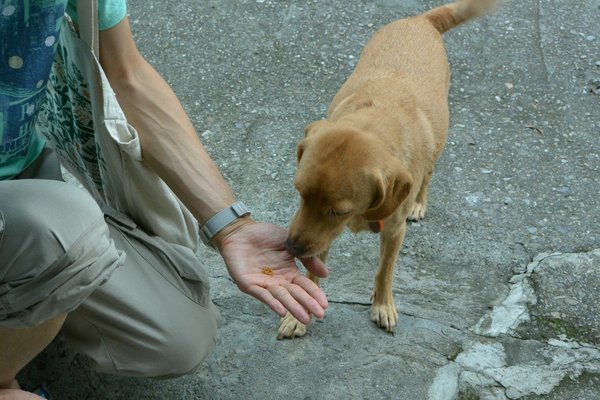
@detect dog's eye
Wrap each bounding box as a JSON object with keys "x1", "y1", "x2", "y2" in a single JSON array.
[{"x1": 329, "y1": 208, "x2": 350, "y2": 219}]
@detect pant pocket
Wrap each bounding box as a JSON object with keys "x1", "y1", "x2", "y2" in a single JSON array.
[{"x1": 104, "y1": 212, "x2": 211, "y2": 308}]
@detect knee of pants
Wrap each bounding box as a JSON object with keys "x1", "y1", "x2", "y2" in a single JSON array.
[
  {"x1": 71, "y1": 302, "x2": 221, "y2": 379},
  {"x1": 1, "y1": 180, "x2": 105, "y2": 282},
  {"x1": 150, "y1": 307, "x2": 220, "y2": 379},
  {"x1": 0, "y1": 180, "x2": 123, "y2": 328}
]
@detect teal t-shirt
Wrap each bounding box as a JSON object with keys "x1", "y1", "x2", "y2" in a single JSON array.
[{"x1": 0, "y1": 0, "x2": 127, "y2": 180}]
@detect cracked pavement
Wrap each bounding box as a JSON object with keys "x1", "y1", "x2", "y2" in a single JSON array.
[{"x1": 21, "y1": 0, "x2": 600, "y2": 399}]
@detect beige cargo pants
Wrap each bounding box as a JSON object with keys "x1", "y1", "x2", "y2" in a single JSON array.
[{"x1": 0, "y1": 149, "x2": 220, "y2": 378}]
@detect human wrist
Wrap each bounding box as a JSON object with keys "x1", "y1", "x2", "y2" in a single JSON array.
[
  {"x1": 199, "y1": 201, "x2": 252, "y2": 248},
  {"x1": 211, "y1": 215, "x2": 255, "y2": 251}
]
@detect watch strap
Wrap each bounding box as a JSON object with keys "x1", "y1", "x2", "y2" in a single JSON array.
[{"x1": 199, "y1": 202, "x2": 251, "y2": 247}]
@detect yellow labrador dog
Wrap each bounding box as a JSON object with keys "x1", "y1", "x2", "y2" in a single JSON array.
[{"x1": 280, "y1": 0, "x2": 496, "y2": 339}]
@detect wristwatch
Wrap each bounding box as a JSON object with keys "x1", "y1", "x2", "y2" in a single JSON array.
[{"x1": 199, "y1": 201, "x2": 251, "y2": 247}]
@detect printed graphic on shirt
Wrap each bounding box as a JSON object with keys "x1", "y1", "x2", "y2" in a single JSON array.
[{"x1": 0, "y1": 0, "x2": 66, "y2": 168}]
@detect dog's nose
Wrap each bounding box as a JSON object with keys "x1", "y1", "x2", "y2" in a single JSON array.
[{"x1": 285, "y1": 238, "x2": 306, "y2": 258}]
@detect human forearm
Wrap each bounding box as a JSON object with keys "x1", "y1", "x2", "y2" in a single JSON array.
[
  {"x1": 99, "y1": 17, "x2": 238, "y2": 226},
  {"x1": 106, "y1": 59, "x2": 236, "y2": 224}
]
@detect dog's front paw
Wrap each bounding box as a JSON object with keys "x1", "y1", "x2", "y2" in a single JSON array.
[
  {"x1": 408, "y1": 202, "x2": 427, "y2": 221},
  {"x1": 370, "y1": 302, "x2": 398, "y2": 333},
  {"x1": 277, "y1": 312, "x2": 308, "y2": 340}
]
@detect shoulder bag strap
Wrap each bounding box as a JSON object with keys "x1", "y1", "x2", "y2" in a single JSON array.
[{"x1": 76, "y1": 0, "x2": 100, "y2": 55}]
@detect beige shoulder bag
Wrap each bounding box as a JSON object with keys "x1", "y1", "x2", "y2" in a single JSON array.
[{"x1": 37, "y1": 0, "x2": 200, "y2": 251}]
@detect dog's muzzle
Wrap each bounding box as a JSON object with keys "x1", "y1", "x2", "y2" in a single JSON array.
[{"x1": 285, "y1": 238, "x2": 307, "y2": 258}]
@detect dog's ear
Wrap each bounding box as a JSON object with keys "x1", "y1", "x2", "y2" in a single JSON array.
[
  {"x1": 363, "y1": 167, "x2": 412, "y2": 221},
  {"x1": 298, "y1": 120, "x2": 329, "y2": 162},
  {"x1": 304, "y1": 120, "x2": 329, "y2": 138}
]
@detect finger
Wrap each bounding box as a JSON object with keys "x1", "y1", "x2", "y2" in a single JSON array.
[
  {"x1": 244, "y1": 285, "x2": 287, "y2": 318},
  {"x1": 254, "y1": 269, "x2": 327, "y2": 316},
  {"x1": 269, "y1": 285, "x2": 312, "y2": 325},
  {"x1": 293, "y1": 275, "x2": 329, "y2": 310},
  {"x1": 299, "y1": 256, "x2": 329, "y2": 278},
  {"x1": 286, "y1": 283, "x2": 327, "y2": 320}
]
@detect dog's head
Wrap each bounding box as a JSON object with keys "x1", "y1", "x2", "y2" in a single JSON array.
[{"x1": 286, "y1": 120, "x2": 412, "y2": 257}]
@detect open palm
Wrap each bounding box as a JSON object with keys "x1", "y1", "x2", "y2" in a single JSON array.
[{"x1": 217, "y1": 221, "x2": 328, "y2": 324}]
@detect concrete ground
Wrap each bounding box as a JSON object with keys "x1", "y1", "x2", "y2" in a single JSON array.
[{"x1": 22, "y1": 0, "x2": 600, "y2": 399}]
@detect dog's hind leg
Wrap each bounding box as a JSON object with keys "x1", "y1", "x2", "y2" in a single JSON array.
[
  {"x1": 371, "y1": 220, "x2": 406, "y2": 332},
  {"x1": 277, "y1": 250, "x2": 328, "y2": 339}
]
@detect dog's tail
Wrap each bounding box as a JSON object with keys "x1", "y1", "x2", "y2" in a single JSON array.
[{"x1": 424, "y1": 0, "x2": 496, "y2": 34}]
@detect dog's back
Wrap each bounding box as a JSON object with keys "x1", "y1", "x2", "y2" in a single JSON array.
[
  {"x1": 332, "y1": 0, "x2": 496, "y2": 107},
  {"x1": 329, "y1": 0, "x2": 496, "y2": 157}
]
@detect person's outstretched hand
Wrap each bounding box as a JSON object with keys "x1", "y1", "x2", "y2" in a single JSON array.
[{"x1": 213, "y1": 218, "x2": 328, "y2": 324}]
